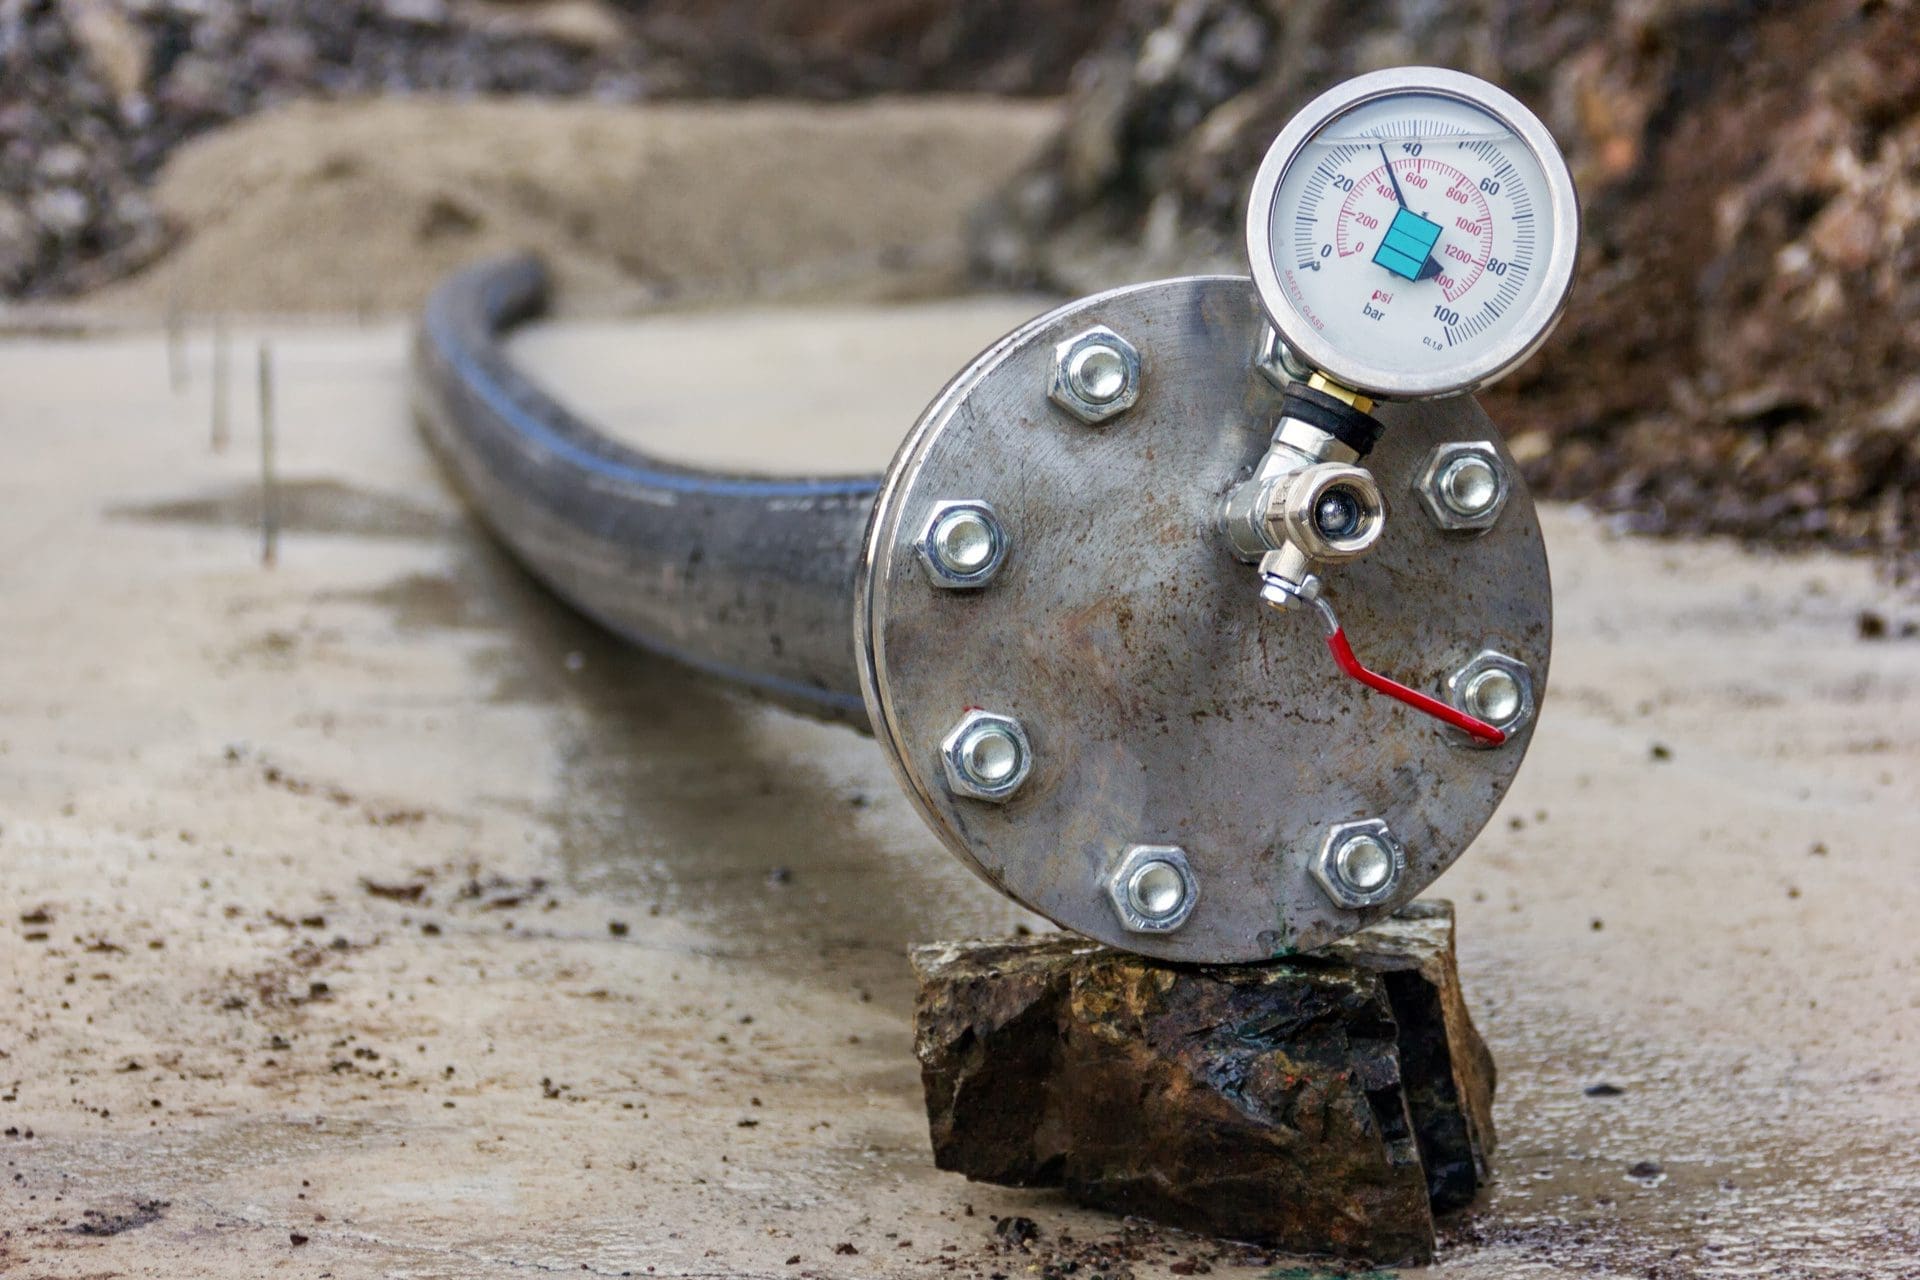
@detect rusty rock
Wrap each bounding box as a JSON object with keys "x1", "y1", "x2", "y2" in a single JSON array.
[{"x1": 911, "y1": 901, "x2": 1494, "y2": 1265}]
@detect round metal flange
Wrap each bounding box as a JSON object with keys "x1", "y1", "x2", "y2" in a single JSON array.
[{"x1": 856, "y1": 276, "x2": 1551, "y2": 961}]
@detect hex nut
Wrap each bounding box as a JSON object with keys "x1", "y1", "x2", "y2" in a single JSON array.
[
  {"x1": 1106, "y1": 844, "x2": 1198, "y2": 934},
  {"x1": 917, "y1": 500, "x2": 1008, "y2": 590},
  {"x1": 1254, "y1": 324, "x2": 1313, "y2": 390},
  {"x1": 1444, "y1": 650, "x2": 1536, "y2": 746},
  {"x1": 1415, "y1": 441, "x2": 1512, "y2": 533},
  {"x1": 1311, "y1": 819, "x2": 1406, "y2": 910},
  {"x1": 1049, "y1": 326, "x2": 1141, "y2": 425},
  {"x1": 940, "y1": 710, "x2": 1033, "y2": 803}
]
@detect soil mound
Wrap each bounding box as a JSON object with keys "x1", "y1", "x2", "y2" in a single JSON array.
[{"x1": 90, "y1": 96, "x2": 1058, "y2": 314}]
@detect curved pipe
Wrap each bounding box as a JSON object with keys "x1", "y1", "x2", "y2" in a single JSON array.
[{"x1": 411, "y1": 255, "x2": 880, "y2": 725}]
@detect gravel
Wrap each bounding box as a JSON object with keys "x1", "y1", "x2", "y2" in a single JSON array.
[
  {"x1": 0, "y1": 1, "x2": 168, "y2": 294},
  {"x1": 0, "y1": 0, "x2": 1110, "y2": 300}
]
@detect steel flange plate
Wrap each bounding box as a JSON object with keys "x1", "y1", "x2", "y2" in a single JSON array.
[{"x1": 856, "y1": 276, "x2": 1551, "y2": 961}]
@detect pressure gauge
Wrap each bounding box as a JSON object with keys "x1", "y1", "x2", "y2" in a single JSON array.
[{"x1": 1246, "y1": 67, "x2": 1579, "y2": 400}]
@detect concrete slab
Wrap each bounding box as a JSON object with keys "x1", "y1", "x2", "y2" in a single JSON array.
[{"x1": 1, "y1": 309, "x2": 1917, "y2": 1278}]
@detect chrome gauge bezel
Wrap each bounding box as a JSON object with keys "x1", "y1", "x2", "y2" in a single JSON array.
[{"x1": 1245, "y1": 66, "x2": 1580, "y2": 401}]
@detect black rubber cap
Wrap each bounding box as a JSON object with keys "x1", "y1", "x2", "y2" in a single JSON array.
[{"x1": 1278, "y1": 385, "x2": 1385, "y2": 458}]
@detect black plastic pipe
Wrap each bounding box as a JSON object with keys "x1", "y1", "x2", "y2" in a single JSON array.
[{"x1": 411, "y1": 255, "x2": 880, "y2": 725}]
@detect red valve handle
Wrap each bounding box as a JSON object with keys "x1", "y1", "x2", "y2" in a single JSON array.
[{"x1": 1312, "y1": 597, "x2": 1506, "y2": 745}]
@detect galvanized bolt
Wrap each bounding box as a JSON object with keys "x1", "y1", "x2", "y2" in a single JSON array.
[
  {"x1": 1107, "y1": 844, "x2": 1198, "y2": 934},
  {"x1": 1464, "y1": 667, "x2": 1522, "y2": 722},
  {"x1": 1444, "y1": 650, "x2": 1536, "y2": 745},
  {"x1": 917, "y1": 500, "x2": 1007, "y2": 589},
  {"x1": 1415, "y1": 441, "x2": 1512, "y2": 533},
  {"x1": 1049, "y1": 326, "x2": 1141, "y2": 425},
  {"x1": 1254, "y1": 324, "x2": 1314, "y2": 390},
  {"x1": 1439, "y1": 454, "x2": 1500, "y2": 516},
  {"x1": 1311, "y1": 819, "x2": 1406, "y2": 909},
  {"x1": 1069, "y1": 344, "x2": 1128, "y2": 404},
  {"x1": 940, "y1": 710, "x2": 1033, "y2": 803}
]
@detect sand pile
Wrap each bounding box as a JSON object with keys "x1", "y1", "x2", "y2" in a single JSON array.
[
  {"x1": 1, "y1": 0, "x2": 1095, "y2": 302},
  {"x1": 89, "y1": 96, "x2": 1059, "y2": 315}
]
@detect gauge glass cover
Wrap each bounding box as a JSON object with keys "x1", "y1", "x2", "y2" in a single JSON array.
[{"x1": 1247, "y1": 68, "x2": 1578, "y2": 399}]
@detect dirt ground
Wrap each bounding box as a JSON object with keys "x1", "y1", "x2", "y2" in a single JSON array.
[
  {"x1": 82, "y1": 96, "x2": 1060, "y2": 317},
  {"x1": 1, "y1": 308, "x2": 1918, "y2": 1278}
]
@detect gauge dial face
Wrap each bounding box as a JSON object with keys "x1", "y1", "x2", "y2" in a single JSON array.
[{"x1": 1247, "y1": 70, "x2": 1578, "y2": 399}]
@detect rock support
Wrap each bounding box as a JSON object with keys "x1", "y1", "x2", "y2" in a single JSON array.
[{"x1": 910, "y1": 901, "x2": 1494, "y2": 1264}]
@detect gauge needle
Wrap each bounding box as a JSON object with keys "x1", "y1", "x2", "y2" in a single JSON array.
[
  {"x1": 1380, "y1": 145, "x2": 1411, "y2": 210},
  {"x1": 1374, "y1": 145, "x2": 1444, "y2": 283}
]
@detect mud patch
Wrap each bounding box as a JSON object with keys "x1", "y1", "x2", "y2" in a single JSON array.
[
  {"x1": 1441, "y1": 1204, "x2": 1920, "y2": 1280},
  {"x1": 68, "y1": 1198, "x2": 167, "y2": 1237},
  {"x1": 322, "y1": 542, "x2": 600, "y2": 704},
  {"x1": 112, "y1": 478, "x2": 451, "y2": 541},
  {"x1": 321, "y1": 571, "x2": 496, "y2": 633}
]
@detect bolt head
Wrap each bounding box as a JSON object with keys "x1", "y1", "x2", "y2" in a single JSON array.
[
  {"x1": 1440, "y1": 454, "x2": 1500, "y2": 516},
  {"x1": 1444, "y1": 650, "x2": 1536, "y2": 746},
  {"x1": 1049, "y1": 326, "x2": 1141, "y2": 425},
  {"x1": 1258, "y1": 575, "x2": 1303, "y2": 612},
  {"x1": 1068, "y1": 344, "x2": 1128, "y2": 404},
  {"x1": 940, "y1": 710, "x2": 1033, "y2": 802},
  {"x1": 1415, "y1": 441, "x2": 1512, "y2": 532},
  {"x1": 1464, "y1": 667, "x2": 1522, "y2": 723},
  {"x1": 917, "y1": 500, "x2": 1007, "y2": 589},
  {"x1": 1311, "y1": 819, "x2": 1406, "y2": 910},
  {"x1": 1336, "y1": 835, "x2": 1395, "y2": 893},
  {"x1": 1107, "y1": 844, "x2": 1198, "y2": 933}
]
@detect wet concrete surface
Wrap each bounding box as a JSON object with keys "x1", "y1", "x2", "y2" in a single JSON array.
[{"x1": 1, "y1": 314, "x2": 1918, "y2": 1277}]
